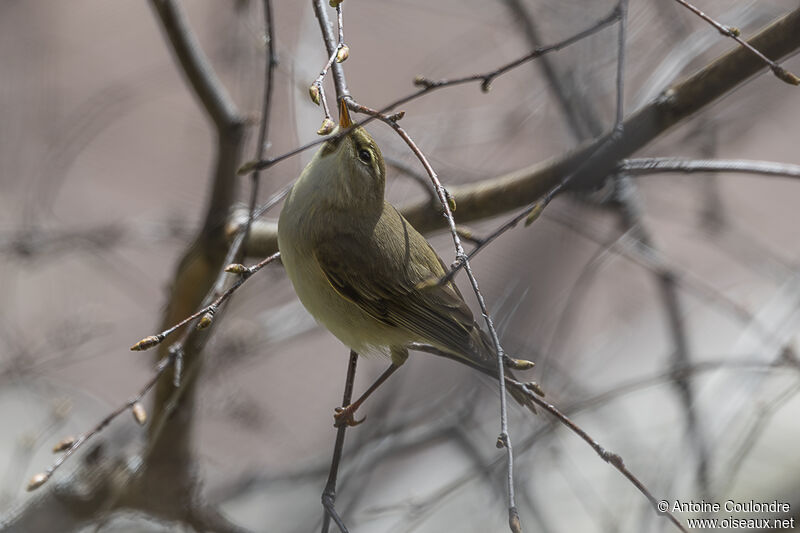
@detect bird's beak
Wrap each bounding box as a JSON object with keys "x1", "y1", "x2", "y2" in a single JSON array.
[{"x1": 339, "y1": 98, "x2": 352, "y2": 129}]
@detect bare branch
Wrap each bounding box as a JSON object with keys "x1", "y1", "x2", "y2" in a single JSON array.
[
  {"x1": 622, "y1": 157, "x2": 800, "y2": 179},
  {"x1": 672, "y1": 0, "x2": 800, "y2": 85},
  {"x1": 321, "y1": 351, "x2": 359, "y2": 533},
  {"x1": 524, "y1": 390, "x2": 690, "y2": 533},
  {"x1": 413, "y1": 8, "x2": 621, "y2": 93},
  {"x1": 130, "y1": 252, "x2": 280, "y2": 352},
  {"x1": 26, "y1": 351, "x2": 177, "y2": 492},
  {"x1": 312, "y1": 0, "x2": 349, "y2": 101}
]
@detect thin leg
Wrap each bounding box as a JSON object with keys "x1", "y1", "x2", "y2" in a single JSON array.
[
  {"x1": 333, "y1": 362, "x2": 400, "y2": 427},
  {"x1": 321, "y1": 351, "x2": 358, "y2": 533}
]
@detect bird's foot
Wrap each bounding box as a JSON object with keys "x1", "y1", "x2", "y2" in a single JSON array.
[{"x1": 333, "y1": 404, "x2": 366, "y2": 427}]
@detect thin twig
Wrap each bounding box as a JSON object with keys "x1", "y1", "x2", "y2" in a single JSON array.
[
  {"x1": 521, "y1": 390, "x2": 690, "y2": 533},
  {"x1": 310, "y1": 4, "x2": 360, "y2": 530},
  {"x1": 413, "y1": 7, "x2": 621, "y2": 93},
  {"x1": 26, "y1": 351, "x2": 177, "y2": 491},
  {"x1": 367, "y1": 355, "x2": 785, "y2": 533},
  {"x1": 312, "y1": 0, "x2": 349, "y2": 101},
  {"x1": 672, "y1": 0, "x2": 800, "y2": 85},
  {"x1": 311, "y1": 4, "x2": 345, "y2": 121},
  {"x1": 130, "y1": 252, "x2": 280, "y2": 352},
  {"x1": 321, "y1": 351, "x2": 359, "y2": 533},
  {"x1": 621, "y1": 157, "x2": 800, "y2": 179}
]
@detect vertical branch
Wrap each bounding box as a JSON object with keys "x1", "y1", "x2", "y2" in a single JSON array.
[
  {"x1": 321, "y1": 351, "x2": 359, "y2": 533},
  {"x1": 312, "y1": 0, "x2": 349, "y2": 101},
  {"x1": 310, "y1": 3, "x2": 356, "y2": 531},
  {"x1": 310, "y1": 3, "x2": 347, "y2": 124}
]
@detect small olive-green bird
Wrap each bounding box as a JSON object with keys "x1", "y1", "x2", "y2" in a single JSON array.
[{"x1": 278, "y1": 101, "x2": 537, "y2": 425}]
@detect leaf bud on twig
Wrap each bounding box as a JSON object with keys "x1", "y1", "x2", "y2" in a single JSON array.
[
  {"x1": 309, "y1": 84, "x2": 321, "y2": 106},
  {"x1": 130, "y1": 335, "x2": 161, "y2": 351},
  {"x1": 225, "y1": 263, "x2": 249, "y2": 275},
  {"x1": 52, "y1": 436, "x2": 76, "y2": 453},
  {"x1": 197, "y1": 311, "x2": 214, "y2": 330},
  {"x1": 317, "y1": 118, "x2": 336, "y2": 136},
  {"x1": 132, "y1": 402, "x2": 147, "y2": 426},
  {"x1": 336, "y1": 44, "x2": 350, "y2": 63},
  {"x1": 26, "y1": 472, "x2": 49, "y2": 492}
]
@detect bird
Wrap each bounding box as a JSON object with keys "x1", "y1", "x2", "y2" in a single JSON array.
[{"x1": 277, "y1": 99, "x2": 539, "y2": 426}]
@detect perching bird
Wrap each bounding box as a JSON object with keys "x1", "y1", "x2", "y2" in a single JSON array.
[{"x1": 277, "y1": 100, "x2": 538, "y2": 425}]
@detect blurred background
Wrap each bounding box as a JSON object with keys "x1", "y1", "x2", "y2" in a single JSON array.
[{"x1": 1, "y1": 0, "x2": 800, "y2": 531}]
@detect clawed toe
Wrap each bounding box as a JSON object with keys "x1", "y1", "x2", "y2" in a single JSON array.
[{"x1": 333, "y1": 405, "x2": 366, "y2": 427}]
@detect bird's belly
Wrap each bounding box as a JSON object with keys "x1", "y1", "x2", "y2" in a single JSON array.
[{"x1": 278, "y1": 227, "x2": 409, "y2": 355}]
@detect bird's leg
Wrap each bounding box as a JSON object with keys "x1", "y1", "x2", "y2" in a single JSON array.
[
  {"x1": 333, "y1": 347, "x2": 407, "y2": 427},
  {"x1": 333, "y1": 362, "x2": 400, "y2": 427}
]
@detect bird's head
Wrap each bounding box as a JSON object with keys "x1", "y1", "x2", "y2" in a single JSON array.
[{"x1": 317, "y1": 99, "x2": 386, "y2": 208}]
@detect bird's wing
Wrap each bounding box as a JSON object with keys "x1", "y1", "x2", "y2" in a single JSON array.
[{"x1": 313, "y1": 205, "x2": 480, "y2": 358}]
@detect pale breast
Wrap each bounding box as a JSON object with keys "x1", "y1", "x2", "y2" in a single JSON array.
[{"x1": 278, "y1": 194, "x2": 408, "y2": 355}]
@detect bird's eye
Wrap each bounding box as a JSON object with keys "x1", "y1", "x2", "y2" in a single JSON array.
[{"x1": 358, "y1": 149, "x2": 372, "y2": 163}]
